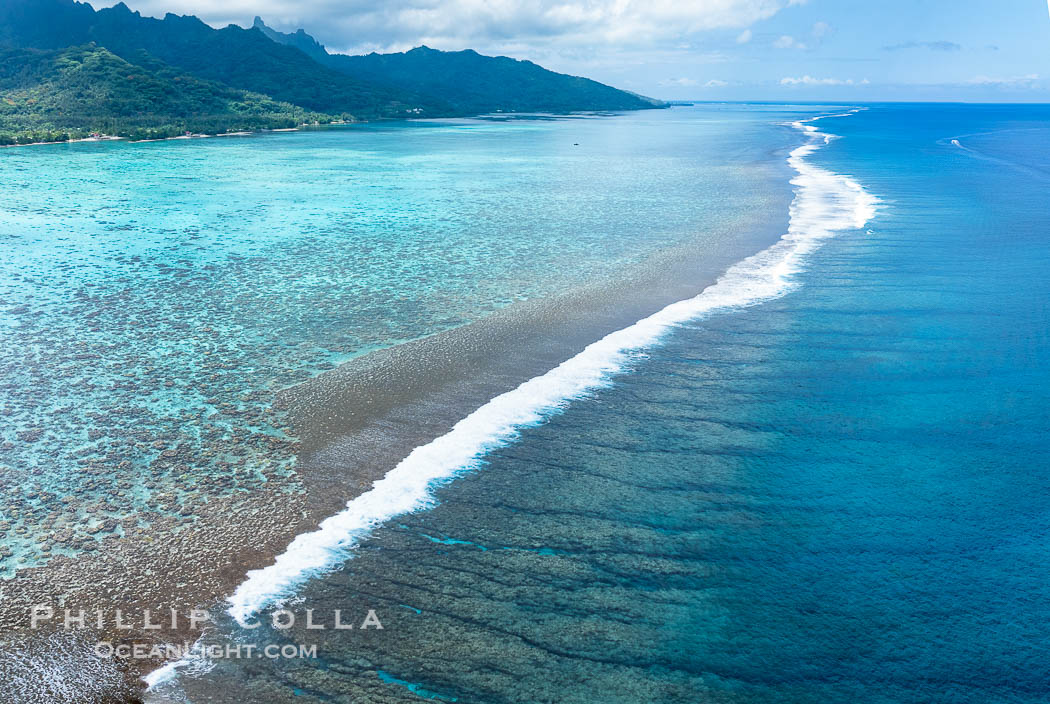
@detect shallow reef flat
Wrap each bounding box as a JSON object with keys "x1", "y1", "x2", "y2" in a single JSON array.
[{"x1": 0, "y1": 107, "x2": 795, "y2": 694}]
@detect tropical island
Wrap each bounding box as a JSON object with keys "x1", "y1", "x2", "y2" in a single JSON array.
[{"x1": 0, "y1": 0, "x2": 664, "y2": 145}]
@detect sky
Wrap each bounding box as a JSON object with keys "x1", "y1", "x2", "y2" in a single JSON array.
[{"x1": 102, "y1": 0, "x2": 1050, "y2": 101}]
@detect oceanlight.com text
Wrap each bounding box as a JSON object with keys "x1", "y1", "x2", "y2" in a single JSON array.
[{"x1": 95, "y1": 642, "x2": 319, "y2": 660}]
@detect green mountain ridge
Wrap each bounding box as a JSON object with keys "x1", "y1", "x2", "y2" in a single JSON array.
[
  {"x1": 253, "y1": 18, "x2": 663, "y2": 114},
  {"x1": 0, "y1": 44, "x2": 325, "y2": 144},
  {"x1": 0, "y1": 0, "x2": 446, "y2": 117},
  {"x1": 0, "y1": 0, "x2": 663, "y2": 144}
]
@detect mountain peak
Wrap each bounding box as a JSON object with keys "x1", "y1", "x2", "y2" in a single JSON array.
[
  {"x1": 108, "y1": 2, "x2": 138, "y2": 16},
  {"x1": 251, "y1": 16, "x2": 329, "y2": 61}
]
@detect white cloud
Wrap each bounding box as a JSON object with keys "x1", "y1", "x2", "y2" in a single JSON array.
[
  {"x1": 704, "y1": 79, "x2": 729, "y2": 87},
  {"x1": 780, "y1": 75, "x2": 869, "y2": 86},
  {"x1": 967, "y1": 74, "x2": 1039, "y2": 86},
  {"x1": 659, "y1": 77, "x2": 699, "y2": 87},
  {"x1": 773, "y1": 34, "x2": 806, "y2": 49},
  {"x1": 811, "y1": 21, "x2": 830, "y2": 38},
  {"x1": 109, "y1": 0, "x2": 802, "y2": 54},
  {"x1": 736, "y1": 28, "x2": 752, "y2": 43}
]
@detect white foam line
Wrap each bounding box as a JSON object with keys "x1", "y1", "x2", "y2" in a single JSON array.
[
  {"x1": 142, "y1": 633, "x2": 213, "y2": 696},
  {"x1": 145, "y1": 109, "x2": 877, "y2": 691}
]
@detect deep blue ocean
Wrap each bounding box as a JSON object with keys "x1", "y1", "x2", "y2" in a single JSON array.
[{"x1": 143, "y1": 105, "x2": 1050, "y2": 703}]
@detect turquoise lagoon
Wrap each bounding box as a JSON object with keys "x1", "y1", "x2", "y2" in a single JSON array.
[{"x1": 0, "y1": 108, "x2": 790, "y2": 574}]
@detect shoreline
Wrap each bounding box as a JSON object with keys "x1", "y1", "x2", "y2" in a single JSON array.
[
  {"x1": 0, "y1": 135, "x2": 125, "y2": 149},
  {"x1": 0, "y1": 110, "x2": 652, "y2": 150},
  {"x1": 0, "y1": 127, "x2": 310, "y2": 149}
]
